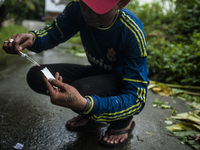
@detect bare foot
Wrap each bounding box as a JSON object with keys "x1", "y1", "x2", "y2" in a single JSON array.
[{"x1": 103, "y1": 119, "x2": 134, "y2": 145}]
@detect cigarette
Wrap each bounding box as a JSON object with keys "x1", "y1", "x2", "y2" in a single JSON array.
[{"x1": 4, "y1": 38, "x2": 14, "y2": 43}]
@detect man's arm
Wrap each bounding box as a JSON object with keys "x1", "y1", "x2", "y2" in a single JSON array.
[{"x1": 28, "y1": 2, "x2": 80, "y2": 53}]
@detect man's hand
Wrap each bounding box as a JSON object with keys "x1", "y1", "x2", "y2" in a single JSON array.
[
  {"x1": 43, "y1": 72, "x2": 87, "y2": 112},
  {"x1": 2, "y1": 33, "x2": 34, "y2": 55}
]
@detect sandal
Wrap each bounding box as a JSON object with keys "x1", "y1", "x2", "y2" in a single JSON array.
[
  {"x1": 66, "y1": 115, "x2": 91, "y2": 131},
  {"x1": 99, "y1": 121, "x2": 135, "y2": 148}
]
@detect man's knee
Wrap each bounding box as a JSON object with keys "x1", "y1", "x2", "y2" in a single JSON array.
[
  {"x1": 71, "y1": 80, "x2": 91, "y2": 97},
  {"x1": 71, "y1": 79, "x2": 109, "y2": 97},
  {"x1": 26, "y1": 66, "x2": 46, "y2": 94}
]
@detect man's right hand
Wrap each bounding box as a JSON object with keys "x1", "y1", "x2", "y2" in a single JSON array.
[{"x1": 2, "y1": 33, "x2": 34, "y2": 55}]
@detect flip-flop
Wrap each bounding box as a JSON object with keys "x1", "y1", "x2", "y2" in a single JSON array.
[
  {"x1": 99, "y1": 121, "x2": 135, "y2": 148},
  {"x1": 66, "y1": 115, "x2": 91, "y2": 131}
]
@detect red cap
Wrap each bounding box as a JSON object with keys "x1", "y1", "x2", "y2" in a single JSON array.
[{"x1": 81, "y1": 0, "x2": 121, "y2": 14}]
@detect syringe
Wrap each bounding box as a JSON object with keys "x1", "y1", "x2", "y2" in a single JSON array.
[
  {"x1": 20, "y1": 52, "x2": 40, "y2": 67},
  {"x1": 4, "y1": 38, "x2": 40, "y2": 67}
]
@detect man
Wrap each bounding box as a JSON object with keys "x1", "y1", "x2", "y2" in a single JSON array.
[{"x1": 3, "y1": 0, "x2": 149, "y2": 148}]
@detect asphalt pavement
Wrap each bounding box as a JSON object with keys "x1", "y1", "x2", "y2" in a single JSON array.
[{"x1": 0, "y1": 45, "x2": 193, "y2": 150}]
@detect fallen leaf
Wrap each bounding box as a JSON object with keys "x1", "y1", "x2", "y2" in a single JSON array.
[
  {"x1": 146, "y1": 132, "x2": 154, "y2": 135},
  {"x1": 161, "y1": 104, "x2": 171, "y2": 109},
  {"x1": 171, "y1": 112, "x2": 200, "y2": 125},
  {"x1": 148, "y1": 84, "x2": 157, "y2": 90},
  {"x1": 165, "y1": 120, "x2": 173, "y2": 125},
  {"x1": 166, "y1": 122, "x2": 192, "y2": 131},
  {"x1": 152, "y1": 87, "x2": 162, "y2": 93}
]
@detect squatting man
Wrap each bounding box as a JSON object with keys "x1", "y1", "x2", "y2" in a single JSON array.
[{"x1": 3, "y1": 0, "x2": 149, "y2": 148}]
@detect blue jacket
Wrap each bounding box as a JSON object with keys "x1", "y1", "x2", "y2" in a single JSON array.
[{"x1": 29, "y1": 0, "x2": 149, "y2": 122}]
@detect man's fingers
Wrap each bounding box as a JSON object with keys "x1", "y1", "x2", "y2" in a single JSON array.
[
  {"x1": 59, "y1": 75, "x2": 63, "y2": 82},
  {"x1": 43, "y1": 77, "x2": 56, "y2": 95},
  {"x1": 48, "y1": 79, "x2": 67, "y2": 91},
  {"x1": 55, "y1": 72, "x2": 63, "y2": 82},
  {"x1": 55, "y1": 72, "x2": 60, "y2": 80},
  {"x1": 13, "y1": 34, "x2": 33, "y2": 55},
  {"x1": 3, "y1": 39, "x2": 18, "y2": 54},
  {"x1": 19, "y1": 37, "x2": 33, "y2": 49},
  {"x1": 3, "y1": 33, "x2": 34, "y2": 55}
]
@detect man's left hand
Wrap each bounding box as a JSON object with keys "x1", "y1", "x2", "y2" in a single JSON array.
[{"x1": 43, "y1": 72, "x2": 87, "y2": 112}]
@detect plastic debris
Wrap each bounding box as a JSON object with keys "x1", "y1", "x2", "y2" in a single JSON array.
[{"x1": 13, "y1": 143, "x2": 24, "y2": 150}]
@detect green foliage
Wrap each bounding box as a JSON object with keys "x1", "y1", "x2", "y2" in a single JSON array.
[
  {"x1": 126, "y1": 0, "x2": 176, "y2": 35},
  {"x1": 126, "y1": 0, "x2": 200, "y2": 86},
  {"x1": 68, "y1": 32, "x2": 82, "y2": 45},
  {"x1": 173, "y1": 131, "x2": 200, "y2": 149},
  {"x1": 153, "y1": 99, "x2": 172, "y2": 109},
  {"x1": 174, "y1": 0, "x2": 200, "y2": 40},
  {"x1": 0, "y1": 25, "x2": 28, "y2": 46},
  {"x1": 4, "y1": 0, "x2": 44, "y2": 24},
  {"x1": 147, "y1": 33, "x2": 200, "y2": 86},
  {"x1": 172, "y1": 88, "x2": 200, "y2": 101}
]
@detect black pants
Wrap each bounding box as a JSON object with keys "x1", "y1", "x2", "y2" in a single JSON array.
[{"x1": 27, "y1": 63, "x2": 132, "y2": 129}]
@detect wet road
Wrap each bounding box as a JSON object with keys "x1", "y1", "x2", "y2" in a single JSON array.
[{"x1": 0, "y1": 45, "x2": 193, "y2": 150}]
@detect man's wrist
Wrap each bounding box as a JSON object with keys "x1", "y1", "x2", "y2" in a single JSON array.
[
  {"x1": 82, "y1": 97, "x2": 91, "y2": 114},
  {"x1": 28, "y1": 32, "x2": 36, "y2": 44}
]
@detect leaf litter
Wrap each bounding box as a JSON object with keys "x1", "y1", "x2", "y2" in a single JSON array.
[{"x1": 149, "y1": 81, "x2": 200, "y2": 149}]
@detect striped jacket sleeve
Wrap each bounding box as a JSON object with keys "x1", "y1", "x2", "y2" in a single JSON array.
[
  {"x1": 28, "y1": 2, "x2": 80, "y2": 53},
  {"x1": 84, "y1": 57, "x2": 149, "y2": 122}
]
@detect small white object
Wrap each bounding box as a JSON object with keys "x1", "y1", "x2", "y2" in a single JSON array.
[
  {"x1": 13, "y1": 143, "x2": 24, "y2": 150},
  {"x1": 9, "y1": 38, "x2": 14, "y2": 43},
  {"x1": 41, "y1": 67, "x2": 57, "y2": 89},
  {"x1": 4, "y1": 38, "x2": 14, "y2": 43},
  {"x1": 20, "y1": 52, "x2": 26, "y2": 57},
  {"x1": 41, "y1": 67, "x2": 55, "y2": 80}
]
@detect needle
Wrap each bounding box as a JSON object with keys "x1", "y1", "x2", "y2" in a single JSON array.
[{"x1": 20, "y1": 52, "x2": 40, "y2": 67}]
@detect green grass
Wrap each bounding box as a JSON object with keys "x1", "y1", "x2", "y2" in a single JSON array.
[{"x1": 0, "y1": 25, "x2": 28, "y2": 70}]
